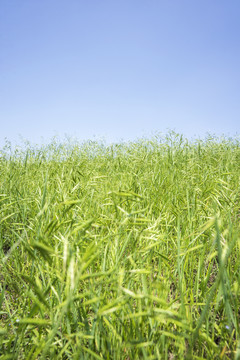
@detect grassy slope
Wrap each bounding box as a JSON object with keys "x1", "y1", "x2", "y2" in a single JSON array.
[{"x1": 0, "y1": 134, "x2": 240, "y2": 359}]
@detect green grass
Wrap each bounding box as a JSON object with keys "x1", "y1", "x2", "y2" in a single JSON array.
[{"x1": 0, "y1": 132, "x2": 240, "y2": 359}]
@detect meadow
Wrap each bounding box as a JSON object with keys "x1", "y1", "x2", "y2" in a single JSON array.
[{"x1": 0, "y1": 133, "x2": 240, "y2": 359}]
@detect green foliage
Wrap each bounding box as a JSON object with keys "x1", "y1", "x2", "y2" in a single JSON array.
[{"x1": 0, "y1": 133, "x2": 240, "y2": 359}]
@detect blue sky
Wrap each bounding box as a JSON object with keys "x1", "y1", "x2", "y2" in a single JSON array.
[{"x1": 1, "y1": 0, "x2": 240, "y2": 146}]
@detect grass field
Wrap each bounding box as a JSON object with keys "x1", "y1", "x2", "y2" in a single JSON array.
[{"x1": 0, "y1": 133, "x2": 240, "y2": 359}]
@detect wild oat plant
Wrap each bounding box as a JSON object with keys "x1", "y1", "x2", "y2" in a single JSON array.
[{"x1": 0, "y1": 133, "x2": 240, "y2": 359}]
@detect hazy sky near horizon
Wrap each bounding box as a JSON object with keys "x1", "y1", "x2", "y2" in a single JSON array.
[{"x1": 1, "y1": 0, "x2": 240, "y2": 146}]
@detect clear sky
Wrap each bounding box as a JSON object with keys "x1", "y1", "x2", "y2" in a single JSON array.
[{"x1": 1, "y1": 0, "x2": 240, "y2": 146}]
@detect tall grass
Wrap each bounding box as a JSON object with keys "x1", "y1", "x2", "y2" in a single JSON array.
[{"x1": 0, "y1": 133, "x2": 240, "y2": 359}]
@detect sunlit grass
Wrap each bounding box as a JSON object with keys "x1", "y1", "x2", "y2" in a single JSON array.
[{"x1": 0, "y1": 132, "x2": 240, "y2": 359}]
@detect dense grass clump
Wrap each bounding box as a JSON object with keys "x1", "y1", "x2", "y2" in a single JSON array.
[{"x1": 0, "y1": 133, "x2": 240, "y2": 359}]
